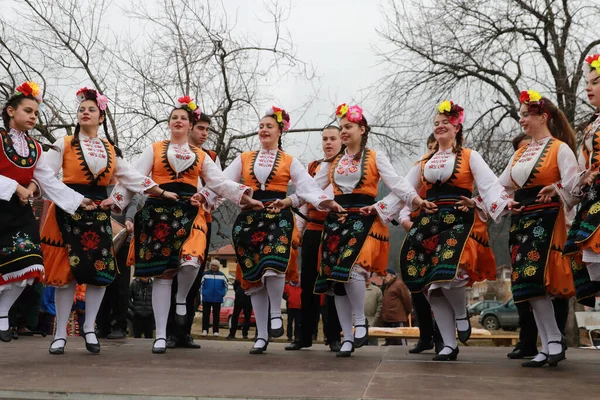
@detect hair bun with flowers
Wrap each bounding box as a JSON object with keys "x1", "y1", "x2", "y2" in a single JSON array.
[
  {"x1": 264, "y1": 106, "x2": 291, "y2": 131},
  {"x1": 176, "y1": 95, "x2": 201, "y2": 117},
  {"x1": 335, "y1": 103, "x2": 363, "y2": 123},
  {"x1": 15, "y1": 81, "x2": 43, "y2": 103},
  {"x1": 519, "y1": 89, "x2": 548, "y2": 116},
  {"x1": 437, "y1": 100, "x2": 465, "y2": 125},
  {"x1": 76, "y1": 87, "x2": 108, "y2": 111},
  {"x1": 586, "y1": 54, "x2": 600, "y2": 74}
]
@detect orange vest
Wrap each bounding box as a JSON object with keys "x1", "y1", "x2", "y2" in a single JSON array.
[
  {"x1": 419, "y1": 148, "x2": 474, "y2": 195},
  {"x1": 306, "y1": 160, "x2": 328, "y2": 230},
  {"x1": 150, "y1": 141, "x2": 206, "y2": 189},
  {"x1": 240, "y1": 150, "x2": 294, "y2": 193},
  {"x1": 329, "y1": 148, "x2": 380, "y2": 198},
  {"x1": 62, "y1": 136, "x2": 115, "y2": 186},
  {"x1": 511, "y1": 139, "x2": 561, "y2": 189},
  {"x1": 202, "y1": 148, "x2": 218, "y2": 223}
]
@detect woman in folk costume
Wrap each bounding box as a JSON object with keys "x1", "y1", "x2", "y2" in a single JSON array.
[
  {"x1": 204, "y1": 106, "x2": 343, "y2": 354},
  {"x1": 41, "y1": 87, "x2": 164, "y2": 355},
  {"x1": 116, "y1": 97, "x2": 261, "y2": 354},
  {"x1": 310, "y1": 103, "x2": 431, "y2": 358},
  {"x1": 498, "y1": 90, "x2": 581, "y2": 367},
  {"x1": 564, "y1": 54, "x2": 600, "y2": 303},
  {"x1": 371, "y1": 101, "x2": 505, "y2": 361},
  {"x1": 0, "y1": 82, "x2": 93, "y2": 342}
]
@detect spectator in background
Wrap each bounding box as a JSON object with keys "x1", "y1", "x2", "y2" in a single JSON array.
[
  {"x1": 39, "y1": 286, "x2": 56, "y2": 335},
  {"x1": 381, "y1": 269, "x2": 412, "y2": 346},
  {"x1": 364, "y1": 277, "x2": 382, "y2": 346},
  {"x1": 130, "y1": 277, "x2": 154, "y2": 338},
  {"x1": 227, "y1": 279, "x2": 252, "y2": 340},
  {"x1": 201, "y1": 260, "x2": 228, "y2": 336},
  {"x1": 284, "y1": 279, "x2": 302, "y2": 342}
]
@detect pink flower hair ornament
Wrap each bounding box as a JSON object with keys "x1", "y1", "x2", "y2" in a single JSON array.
[
  {"x1": 335, "y1": 103, "x2": 363, "y2": 123},
  {"x1": 264, "y1": 106, "x2": 291, "y2": 131},
  {"x1": 437, "y1": 100, "x2": 465, "y2": 125},
  {"x1": 76, "y1": 87, "x2": 109, "y2": 111}
]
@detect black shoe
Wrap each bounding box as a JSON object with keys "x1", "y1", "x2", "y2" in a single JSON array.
[
  {"x1": 336, "y1": 340, "x2": 355, "y2": 357},
  {"x1": 166, "y1": 336, "x2": 178, "y2": 349},
  {"x1": 456, "y1": 310, "x2": 471, "y2": 344},
  {"x1": 354, "y1": 321, "x2": 369, "y2": 349},
  {"x1": 434, "y1": 340, "x2": 444, "y2": 354},
  {"x1": 226, "y1": 334, "x2": 236, "y2": 340},
  {"x1": 181, "y1": 334, "x2": 201, "y2": 349},
  {"x1": 269, "y1": 317, "x2": 284, "y2": 338},
  {"x1": 285, "y1": 340, "x2": 311, "y2": 351},
  {"x1": 249, "y1": 338, "x2": 268, "y2": 354},
  {"x1": 329, "y1": 340, "x2": 341, "y2": 352},
  {"x1": 83, "y1": 331, "x2": 101, "y2": 354},
  {"x1": 48, "y1": 338, "x2": 66, "y2": 355},
  {"x1": 152, "y1": 338, "x2": 167, "y2": 354},
  {"x1": 522, "y1": 353, "x2": 547, "y2": 368},
  {"x1": 560, "y1": 336, "x2": 568, "y2": 351},
  {"x1": 507, "y1": 346, "x2": 538, "y2": 359},
  {"x1": 174, "y1": 303, "x2": 187, "y2": 327},
  {"x1": 409, "y1": 340, "x2": 434, "y2": 354},
  {"x1": 432, "y1": 346, "x2": 459, "y2": 361},
  {"x1": 0, "y1": 316, "x2": 11, "y2": 343},
  {"x1": 547, "y1": 341, "x2": 566, "y2": 367},
  {"x1": 107, "y1": 328, "x2": 126, "y2": 339}
]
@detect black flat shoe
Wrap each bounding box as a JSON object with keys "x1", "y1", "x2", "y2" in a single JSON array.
[
  {"x1": 521, "y1": 352, "x2": 548, "y2": 368},
  {"x1": 507, "y1": 346, "x2": 538, "y2": 359},
  {"x1": 285, "y1": 340, "x2": 311, "y2": 351},
  {"x1": 48, "y1": 338, "x2": 66, "y2": 355},
  {"x1": 174, "y1": 303, "x2": 187, "y2": 327},
  {"x1": 329, "y1": 340, "x2": 341, "y2": 352},
  {"x1": 434, "y1": 340, "x2": 444, "y2": 354},
  {"x1": 336, "y1": 340, "x2": 355, "y2": 358},
  {"x1": 409, "y1": 340, "x2": 434, "y2": 354},
  {"x1": 456, "y1": 309, "x2": 471, "y2": 344},
  {"x1": 83, "y1": 331, "x2": 101, "y2": 354},
  {"x1": 181, "y1": 334, "x2": 201, "y2": 349},
  {"x1": 547, "y1": 341, "x2": 566, "y2": 367},
  {"x1": 152, "y1": 338, "x2": 167, "y2": 354},
  {"x1": 0, "y1": 316, "x2": 11, "y2": 342},
  {"x1": 354, "y1": 321, "x2": 369, "y2": 349},
  {"x1": 249, "y1": 338, "x2": 268, "y2": 354},
  {"x1": 432, "y1": 346, "x2": 459, "y2": 361},
  {"x1": 166, "y1": 336, "x2": 178, "y2": 349},
  {"x1": 269, "y1": 317, "x2": 284, "y2": 338}
]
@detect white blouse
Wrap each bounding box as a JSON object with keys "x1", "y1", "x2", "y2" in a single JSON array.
[
  {"x1": 377, "y1": 148, "x2": 507, "y2": 222},
  {"x1": 45, "y1": 133, "x2": 158, "y2": 211},
  {"x1": 498, "y1": 136, "x2": 581, "y2": 209},
  {"x1": 0, "y1": 130, "x2": 83, "y2": 214},
  {"x1": 117, "y1": 141, "x2": 250, "y2": 209},
  {"x1": 204, "y1": 148, "x2": 331, "y2": 209}
]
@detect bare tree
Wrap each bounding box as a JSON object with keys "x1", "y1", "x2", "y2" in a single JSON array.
[{"x1": 376, "y1": 0, "x2": 600, "y2": 172}]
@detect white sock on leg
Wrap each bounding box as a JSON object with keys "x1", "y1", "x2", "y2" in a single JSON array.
[
  {"x1": 250, "y1": 287, "x2": 269, "y2": 347},
  {"x1": 531, "y1": 300, "x2": 549, "y2": 362},
  {"x1": 335, "y1": 293, "x2": 354, "y2": 352},
  {"x1": 0, "y1": 284, "x2": 26, "y2": 331},
  {"x1": 175, "y1": 266, "x2": 200, "y2": 315},
  {"x1": 441, "y1": 286, "x2": 468, "y2": 331},
  {"x1": 530, "y1": 295, "x2": 562, "y2": 355},
  {"x1": 152, "y1": 278, "x2": 173, "y2": 349},
  {"x1": 52, "y1": 284, "x2": 76, "y2": 349},
  {"x1": 344, "y1": 277, "x2": 367, "y2": 338},
  {"x1": 265, "y1": 275, "x2": 285, "y2": 330},
  {"x1": 82, "y1": 285, "x2": 106, "y2": 344},
  {"x1": 428, "y1": 291, "x2": 457, "y2": 355}
]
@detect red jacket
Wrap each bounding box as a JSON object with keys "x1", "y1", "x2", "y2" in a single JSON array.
[{"x1": 284, "y1": 283, "x2": 302, "y2": 309}]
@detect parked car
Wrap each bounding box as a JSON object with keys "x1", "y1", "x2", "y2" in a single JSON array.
[
  {"x1": 219, "y1": 296, "x2": 256, "y2": 328},
  {"x1": 478, "y1": 299, "x2": 519, "y2": 331},
  {"x1": 467, "y1": 300, "x2": 502, "y2": 317}
]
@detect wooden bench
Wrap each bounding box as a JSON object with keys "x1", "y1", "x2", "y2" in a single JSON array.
[
  {"x1": 368, "y1": 327, "x2": 519, "y2": 346},
  {"x1": 575, "y1": 312, "x2": 600, "y2": 349}
]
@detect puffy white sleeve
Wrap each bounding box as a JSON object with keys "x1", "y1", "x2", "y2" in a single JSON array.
[
  {"x1": 398, "y1": 205, "x2": 412, "y2": 226},
  {"x1": 470, "y1": 150, "x2": 510, "y2": 222},
  {"x1": 312, "y1": 161, "x2": 332, "y2": 190},
  {"x1": 295, "y1": 203, "x2": 309, "y2": 236},
  {"x1": 200, "y1": 155, "x2": 243, "y2": 209},
  {"x1": 290, "y1": 158, "x2": 332, "y2": 209},
  {"x1": 44, "y1": 138, "x2": 64, "y2": 175},
  {"x1": 110, "y1": 145, "x2": 155, "y2": 212},
  {"x1": 34, "y1": 151, "x2": 84, "y2": 214},
  {"x1": 374, "y1": 164, "x2": 421, "y2": 224},
  {"x1": 198, "y1": 155, "x2": 250, "y2": 206},
  {"x1": 376, "y1": 152, "x2": 418, "y2": 205},
  {"x1": 555, "y1": 143, "x2": 584, "y2": 210},
  {"x1": 0, "y1": 175, "x2": 19, "y2": 201}
]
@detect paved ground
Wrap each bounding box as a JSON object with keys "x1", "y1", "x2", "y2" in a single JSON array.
[{"x1": 0, "y1": 336, "x2": 597, "y2": 400}]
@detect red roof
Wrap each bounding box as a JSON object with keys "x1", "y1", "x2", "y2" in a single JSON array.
[{"x1": 209, "y1": 244, "x2": 236, "y2": 256}]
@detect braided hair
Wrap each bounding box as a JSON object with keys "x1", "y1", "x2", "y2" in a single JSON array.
[{"x1": 74, "y1": 89, "x2": 122, "y2": 158}]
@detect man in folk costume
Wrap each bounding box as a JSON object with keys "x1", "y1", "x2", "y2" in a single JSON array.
[
  {"x1": 118, "y1": 96, "x2": 262, "y2": 353},
  {"x1": 0, "y1": 82, "x2": 93, "y2": 342}
]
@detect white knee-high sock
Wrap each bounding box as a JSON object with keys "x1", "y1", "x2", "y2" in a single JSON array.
[
  {"x1": 531, "y1": 301, "x2": 549, "y2": 362},
  {"x1": 82, "y1": 285, "x2": 106, "y2": 344},
  {"x1": 335, "y1": 294, "x2": 354, "y2": 352},
  {"x1": 250, "y1": 287, "x2": 269, "y2": 347},
  {"x1": 152, "y1": 278, "x2": 173, "y2": 348},
  {"x1": 344, "y1": 278, "x2": 367, "y2": 338},
  {"x1": 265, "y1": 275, "x2": 285, "y2": 330},
  {"x1": 175, "y1": 266, "x2": 200, "y2": 315},
  {"x1": 441, "y1": 286, "x2": 468, "y2": 331},
  {"x1": 530, "y1": 295, "x2": 562, "y2": 355},
  {"x1": 52, "y1": 284, "x2": 76, "y2": 349},
  {"x1": 428, "y1": 292, "x2": 457, "y2": 355},
  {"x1": 0, "y1": 285, "x2": 26, "y2": 330}
]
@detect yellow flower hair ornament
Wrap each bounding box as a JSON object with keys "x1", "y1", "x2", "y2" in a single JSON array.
[
  {"x1": 15, "y1": 81, "x2": 43, "y2": 103},
  {"x1": 519, "y1": 89, "x2": 548, "y2": 118},
  {"x1": 437, "y1": 100, "x2": 464, "y2": 125},
  {"x1": 586, "y1": 54, "x2": 600, "y2": 74}
]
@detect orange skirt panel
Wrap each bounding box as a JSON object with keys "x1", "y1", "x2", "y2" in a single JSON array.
[
  {"x1": 40, "y1": 203, "x2": 73, "y2": 287},
  {"x1": 459, "y1": 214, "x2": 497, "y2": 284},
  {"x1": 354, "y1": 218, "x2": 390, "y2": 277},
  {"x1": 546, "y1": 209, "x2": 575, "y2": 298}
]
